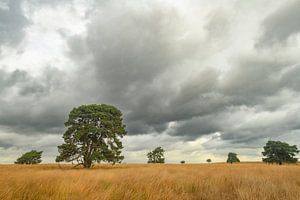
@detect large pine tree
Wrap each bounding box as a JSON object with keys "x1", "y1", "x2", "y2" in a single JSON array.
[{"x1": 56, "y1": 104, "x2": 127, "y2": 168}]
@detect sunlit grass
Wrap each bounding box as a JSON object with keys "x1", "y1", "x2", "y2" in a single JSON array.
[{"x1": 1, "y1": 163, "x2": 299, "y2": 200}]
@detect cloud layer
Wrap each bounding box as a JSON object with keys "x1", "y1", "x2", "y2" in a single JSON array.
[{"x1": 1, "y1": 0, "x2": 300, "y2": 163}]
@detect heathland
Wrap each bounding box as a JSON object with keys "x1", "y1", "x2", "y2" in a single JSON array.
[{"x1": 1, "y1": 163, "x2": 300, "y2": 200}]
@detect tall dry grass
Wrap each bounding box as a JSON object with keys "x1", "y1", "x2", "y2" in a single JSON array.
[{"x1": 0, "y1": 163, "x2": 299, "y2": 200}]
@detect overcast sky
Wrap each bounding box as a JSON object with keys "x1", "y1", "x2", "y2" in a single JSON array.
[{"x1": 0, "y1": 0, "x2": 300, "y2": 163}]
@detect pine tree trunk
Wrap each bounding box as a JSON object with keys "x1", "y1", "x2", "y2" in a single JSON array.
[{"x1": 83, "y1": 157, "x2": 92, "y2": 168}]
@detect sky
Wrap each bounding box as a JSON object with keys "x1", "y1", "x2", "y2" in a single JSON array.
[{"x1": 0, "y1": 0, "x2": 300, "y2": 163}]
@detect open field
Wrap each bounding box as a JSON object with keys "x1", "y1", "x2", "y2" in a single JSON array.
[{"x1": 1, "y1": 163, "x2": 300, "y2": 200}]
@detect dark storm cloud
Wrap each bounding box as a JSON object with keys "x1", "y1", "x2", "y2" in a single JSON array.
[
  {"x1": 170, "y1": 115, "x2": 220, "y2": 139},
  {"x1": 0, "y1": 67, "x2": 70, "y2": 134},
  {"x1": 170, "y1": 53, "x2": 300, "y2": 141},
  {"x1": 222, "y1": 56, "x2": 300, "y2": 103},
  {"x1": 67, "y1": 1, "x2": 204, "y2": 134},
  {"x1": 64, "y1": 0, "x2": 300, "y2": 145},
  {"x1": 122, "y1": 68, "x2": 225, "y2": 134},
  {"x1": 0, "y1": 0, "x2": 29, "y2": 47},
  {"x1": 221, "y1": 55, "x2": 293, "y2": 102},
  {"x1": 69, "y1": 3, "x2": 235, "y2": 137},
  {"x1": 84, "y1": 3, "x2": 186, "y2": 90},
  {"x1": 257, "y1": 0, "x2": 300, "y2": 47}
]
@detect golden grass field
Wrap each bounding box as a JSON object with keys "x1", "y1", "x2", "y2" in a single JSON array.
[{"x1": 1, "y1": 163, "x2": 300, "y2": 200}]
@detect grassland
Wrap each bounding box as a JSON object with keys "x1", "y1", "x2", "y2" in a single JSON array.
[{"x1": 1, "y1": 163, "x2": 300, "y2": 200}]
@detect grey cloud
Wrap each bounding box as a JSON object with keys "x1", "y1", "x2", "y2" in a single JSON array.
[
  {"x1": 19, "y1": 67, "x2": 64, "y2": 97},
  {"x1": 0, "y1": 69, "x2": 27, "y2": 93},
  {"x1": 85, "y1": 3, "x2": 186, "y2": 89},
  {"x1": 124, "y1": 68, "x2": 224, "y2": 134},
  {"x1": 180, "y1": 98, "x2": 300, "y2": 146},
  {"x1": 167, "y1": 54, "x2": 300, "y2": 142},
  {"x1": 170, "y1": 115, "x2": 220, "y2": 139},
  {"x1": 0, "y1": 0, "x2": 29, "y2": 47},
  {"x1": 257, "y1": 0, "x2": 300, "y2": 47},
  {"x1": 0, "y1": 67, "x2": 70, "y2": 134},
  {"x1": 0, "y1": 67, "x2": 63, "y2": 97},
  {"x1": 214, "y1": 96, "x2": 300, "y2": 144},
  {"x1": 279, "y1": 64, "x2": 300, "y2": 91},
  {"x1": 26, "y1": 0, "x2": 75, "y2": 7},
  {"x1": 221, "y1": 55, "x2": 293, "y2": 104},
  {"x1": 166, "y1": 68, "x2": 227, "y2": 120},
  {"x1": 204, "y1": 9, "x2": 231, "y2": 40},
  {"x1": 0, "y1": 102, "x2": 66, "y2": 134},
  {"x1": 0, "y1": 139, "x2": 13, "y2": 149}
]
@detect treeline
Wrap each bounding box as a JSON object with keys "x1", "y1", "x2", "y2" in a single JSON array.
[{"x1": 14, "y1": 104, "x2": 299, "y2": 168}]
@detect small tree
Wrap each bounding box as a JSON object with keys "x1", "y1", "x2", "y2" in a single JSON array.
[
  {"x1": 180, "y1": 160, "x2": 185, "y2": 164},
  {"x1": 147, "y1": 147, "x2": 165, "y2": 163},
  {"x1": 262, "y1": 140, "x2": 299, "y2": 165},
  {"x1": 15, "y1": 150, "x2": 43, "y2": 164},
  {"x1": 226, "y1": 152, "x2": 240, "y2": 164},
  {"x1": 56, "y1": 104, "x2": 127, "y2": 168},
  {"x1": 206, "y1": 158, "x2": 212, "y2": 163}
]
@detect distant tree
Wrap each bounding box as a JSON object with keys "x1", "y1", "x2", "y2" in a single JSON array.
[
  {"x1": 180, "y1": 160, "x2": 185, "y2": 164},
  {"x1": 206, "y1": 158, "x2": 212, "y2": 163},
  {"x1": 147, "y1": 147, "x2": 165, "y2": 163},
  {"x1": 262, "y1": 140, "x2": 299, "y2": 165},
  {"x1": 56, "y1": 104, "x2": 127, "y2": 168},
  {"x1": 15, "y1": 150, "x2": 43, "y2": 164},
  {"x1": 226, "y1": 152, "x2": 240, "y2": 164}
]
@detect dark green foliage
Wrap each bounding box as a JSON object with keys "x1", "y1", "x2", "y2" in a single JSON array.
[
  {"x1": 226, "y1": 152, "x2": 240, "y2": 164},
  {"x1": 206, "y1": 158, "x2": 212, "y2": 163},
  {"x1": 180, "y1": 160, "x2": 185, "y2": 164},
  {"x1": 262, "y1": 140, "x2": 299, "y2": 165},
  {"x1": 56, "y1": 104, "x2": 127, "y2": 168},
  {"x1": 147, "y1": 147, "x2": 165, "y2": 163},
  {"x1": 15, "y1": 150, "x2": 43, "y2": 164}
]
